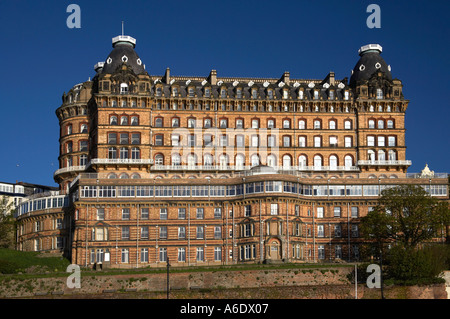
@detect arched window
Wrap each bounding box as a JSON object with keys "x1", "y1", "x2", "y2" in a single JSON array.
[
  {"x1": 235, "y1": 154, "x2": 245, "y2": 169},
  {"x1": 378, "y1": 120, "x2": 384, "y2": 129},
  {"x1": 329, "y1": 120, "x2": 336, "y2": 130},
  {"x1": 120, "y1": 83, "x2": 128, "y2": 94},
  {"x1": 155, "y1": 154, "x2": 164, "y2": 166},
  {"x1": 368, "y1": 120, "x2": 375, "y2": 128},
  {"x1": 219, "y1": 154, "x2": 228, "y2": 169},
  {"x1": 80, "y1": 124, "x2": 88, "y2": 133},
  {"x1": 251, "y1": 154, "x2": 260, "y2": 167},
  {"x1": 110, "y1": 116, "x2": 118, "y2": 125},
  {"x1": 282, "y1": 155, "x2": 292, "y2": 169},
  {"x1": 388, "y1": 150, "x2": 397, "y2": 161},
  {"x1": 187, "y1": 154, "x2": 197, "y2": 168},
  {"x1": 203, "y1": 153, "x2": 213, "y2": 167},
  {"x1": 120, "y1": 116, "x2": 128, "y2": 125},
  {"x1": 344, "y1": 155, "x2": 353, "y2": 168},
  {"x1": 298, "y1": 155, "x2": 307, "y2": 168},
  {"x1": 329, "y1": 155, "x2": 338, "y2": 169},
  {"x1": 344, "y1": 120, "x2": 352, "y2": 130},
  {"x1": 172, "y1": 153, "x2": 181, "y2": 166},
  {"x1": 131, "y1": 173, "x2": 141, "y2": 179},
  {"x1": 368, "y1": 150, "x2": 376, "y2": 163},
  {"x1": 131, "y1": 116, "x2": 139, "y2": 125},
  {"x1": 378, "y1": 150, "x2": 386, "y2": 161},
  {"x1": 267, "y1": 154, "x2": 276, "y2": 168},
  {"x1": 120, "y1": 173, "x2": 129, "y2": 179},
  {"x1": 79, "y1": 154, "x2": 87, "y2": 166},
  {"x1": 314, "y1": 155, "x2": 322, "y2": 169}
]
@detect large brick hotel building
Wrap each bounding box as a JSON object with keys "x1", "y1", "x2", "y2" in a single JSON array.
[{"x1": 14, "y1": 34, "x2": 449, "y2": 268}]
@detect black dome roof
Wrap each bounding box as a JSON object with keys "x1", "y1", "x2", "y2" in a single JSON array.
[
  {"x1": 100, "y1": 35, "x2": 147, "y2": 75},
  {"x1": 349, "y1": 44, "x2": 392, "y2": 87}
]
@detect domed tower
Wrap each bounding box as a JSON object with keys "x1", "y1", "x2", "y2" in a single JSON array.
[
  {"x1": 351, "y1": 44, "x2": 411, "y2": 177},
  {"x1": 55, "y1": 81, "x2": 92, "y2": 193},
  {"x1": 88, "y1": 34, "x2": 153, "y2": 178}
]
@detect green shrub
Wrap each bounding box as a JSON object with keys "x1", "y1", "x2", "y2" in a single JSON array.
[
  {"x1": 0, "y1": 259, "x2": 20, "y2": 274},
  {"x1": 386, "y1": 244, "x2": 448, "y2": 284}
]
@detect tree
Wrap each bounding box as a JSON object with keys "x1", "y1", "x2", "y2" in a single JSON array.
[
  {"x1": 361, "y1": 185, "x2": 449, "y2": 249},
  {"x1": 0, "y1": 196, "x2": 16, "y2": 249}
]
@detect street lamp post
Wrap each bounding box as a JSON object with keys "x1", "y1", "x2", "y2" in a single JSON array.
[{"x1": 167, "y1": 257, "x2": 170, "y2": 299}]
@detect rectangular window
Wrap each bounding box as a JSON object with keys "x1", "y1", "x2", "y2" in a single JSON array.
[
  {"x1": 388, "y1": 136, "x2": 396, "y2": 147},
  {"x1": 333, "y1": 207, "x2": 341, "y2": 217},
  {"x1": 159, "y1": 248, "x2": 167, "y2": 262},
  {"x1": 214, "y1": 247, "x2": 222, "y2": 261},
  {"x1": 214, "y1": 226, "x2": 222, "y2": 239},
  {"x1": 196, "y1": 208, "x2": 204, "y2": 219},
  {"x1": 345, "y1": 136, "x2": 352, "y2": 148},
  {"x1": 141, "y1": 248, "x2": 149, "y2": 263},
  {"x1": 378, "y1": 136, "x2": 385, "y2": 147},
  {"x1": 178, "y1": 248, "x2": 186, "y2": 262},
  {"x1": 178, "y1": 208, "x2": 186, "y2": 219},
  {"x1": 141, "y1": 226, "x2": 149, "y2": 239},
  {"x1": 160, "y1": 208, "x2": 167, "y2": 220},
  {"x1": 120, "y1": 133, "x2": 129, "y2": 144},
  {"x1": 245, "y1": 205, "x2": 252, "y2": 217},
  {"x1": 97, "y1": 208, "x2": 105, "y2": 220},
  {"x1": 121, "y1": 249, "x2": 129, "y2": 263},
  {"x1": 214, "y1": 208, "x2": 222, "y2": 219},
  {"x1": 178, "y1": 226, "x2": 186, "y2": 239},
  {"x1": 351, "y1": 207, "x2": 359, "y2": 218},
  {"x1": 314, "y1": 136, "x2": 321, "y2": 147},
  {"x1": 196, "y1": 226, "x2": 204, "y2": 239},
  {"x1": 317, "y1": 207, "x2": 324, "y2": 218},
  {"x1": 367, "y1": 136, "x2": 375, "y2": 146},
  {"x1": 317, "y1": 225, "x2": 324, "y2": 237},
  {"x1": 122, "y1": 208, "x2": 130, "y2": 220},
  {"x1": 270, "y1": 203, "x2": 278, "y2": 215},
  {"x1": 121, "y1": 226, "x2": 130, "y2": 240},
  {"x1": 160, "y1": 226, "x2": 167, "y2": 239},
  {"x1": 283, "y1": 136, "x2": 291, "y2": 147},
  {"x1": 196, "y1": 247, "x2": 204, "y2": 262}
]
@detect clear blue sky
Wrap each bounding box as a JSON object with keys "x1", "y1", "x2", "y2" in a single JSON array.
[{"x1": 0, "y1": 0, "x2": 449, "y2": 187}]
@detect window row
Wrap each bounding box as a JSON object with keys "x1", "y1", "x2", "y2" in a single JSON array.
[
  {"x1": 154, "y1": 134, "x2": 354, "y2": 148},
  {"x1": 95, "y1": 207, "x2": 223, "y2": 221},
  {"x1": 366, "y1": 135, "x2": 397, "y2": 147},
  {"x1": 90, "y1": 246, "x2": 223, "y2": 264},
  {"x1": 153, "y1": 117, "x2": 353, "y2": 130},
  {"x1": 65, "y1": 123, "x2": 88, "y2": 135},
  {"x1": 109, "y1": 115, "x2": 139, "y2": 126},
  {"x1": 154, "y1": 100, "x2": 353, "y2": 113},
  {"x1": 156, "y1": 153, "x2": 356, "y2": 168},
  {"x1": 155, "y1": 85, "x2": 351, "y2": 101},
  {"x1": 368, "y1": 119, "x2": 395, "y2": 129},
  {"x1": 64, "y1": 140, "x2": 88, "y2": 153},
  {"x1": 65, "y1": 154, "x2": 88, "y2": 167},
  {"x1": 107, "y1": 132, "x2": 141, "y2": 145},
  {"x1": 92, "y1": 225, "x2": 222, "y2": 241}
]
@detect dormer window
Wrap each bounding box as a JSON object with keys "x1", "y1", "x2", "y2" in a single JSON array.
[
  {"x1": 344, "y1": 91, "x2": 349, "y2": 100},
  {"x1": 329, "y1": 90, "x2": 334, "y2": 100},
  {"x1": 298, "y1": 90, "x2": 304, "y2": 100},
  {"x1": 376, "y1": 88, "x2": 383, "y2": 99},
  {"x1": 236, "y1": 88, "x2": 242, "y2": 98},
  {"x1": 188, "y1": 88, "x2": 195, "y2": 97},
  {"x1": 204, "y1": 88, "x2": 211, "y2": 98},
  {"x1": 252, "y1": 89, "x2": 257, "y2": 99},
  {"x1": 120, "y1": 83, "x2": 128, "y2": 94},
  {"x1": 155, "y1": 87, "x2": 162, "y2": 97},
  {"x1": 314, "y1": 91, "x2": 319, "y2": 100},
  {"x1": 283, "y1": 90, "x2": 288, "y2": 99},
  {"x1": 172, "y1": 87, "x2": 179, "y2": 97},
  {"x1": 268, "y1": 90, "x2": 273, "y2": 99},
  {"x1": 221, "y1": 88, "x2": 227, "y2": 98}
]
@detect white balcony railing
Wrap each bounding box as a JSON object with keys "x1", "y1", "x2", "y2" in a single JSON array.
[
  {"x1": 54, "y1": 165, "x2": 87, "y2": 177},
  {"x1": 89, "y1": 158, "x2": 154, "y2": 165},
  {"x1": 357, "y1": 160, "x2": 412, "y2": 166}
]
